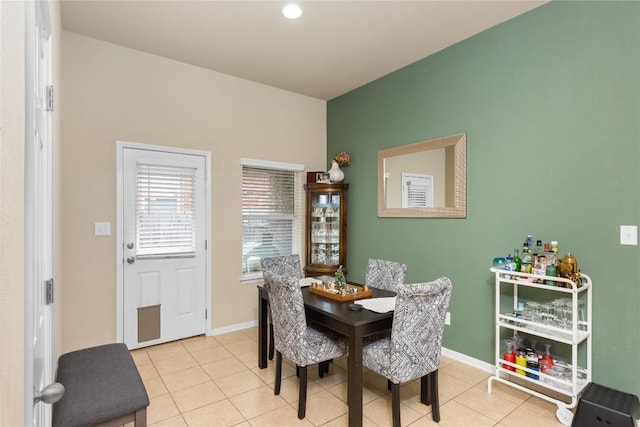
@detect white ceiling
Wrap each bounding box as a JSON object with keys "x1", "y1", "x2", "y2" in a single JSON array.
[{"x1": 60, "y1": 1, "x2": 547, "y2": 100}]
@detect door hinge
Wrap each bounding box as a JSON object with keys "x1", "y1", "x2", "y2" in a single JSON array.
[
  {"x1": 46, "y1": 86, "x2": 54, "y2": 111},
  {"x1": 205, "y1": 240, "x2": 208, "y2": 250},
  {"x1": 45, "y1": 279, "x2": 54, "y2": 304},
  {"x1": 205, "y1": 309, "x2": 208, "y2": 320}
]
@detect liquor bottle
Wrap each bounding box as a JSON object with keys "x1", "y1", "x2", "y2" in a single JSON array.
[
  {"x1": 513, "y1": 249, "x2": 522, "y2": 274},
  {"x1": 534, "y1": 240, "x2": 543, "y2": 258},
  {"x1": 532, "y1": 240, "x2": 546, "y2": 281},
  {"x1": 521, "y1": 243, "x2": 533, "y2": 274},
  {"x1": 544, "y1": 242, "x2": 557, "y2": 265},
  {"x1": 521, "y1": 242, "x2": 533, "y2": 264},
  {"x1": 504, "y1": 253, "x2": 515, "y2": 279}
]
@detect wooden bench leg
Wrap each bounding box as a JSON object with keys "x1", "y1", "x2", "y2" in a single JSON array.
[
  {"x1": 95, "y1": 409, "x2": 146, "y2": 427},
  {"x1": 134, "y1": 408, "x2": 147, "y2": 427},
  {"x1": 94, "y1": 408, "x2": 147, "y2": 427}
]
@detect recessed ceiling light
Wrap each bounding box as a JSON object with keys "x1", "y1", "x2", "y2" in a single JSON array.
[{"x1": 282, "y1": 4, "x2": 302, "y2": 20}]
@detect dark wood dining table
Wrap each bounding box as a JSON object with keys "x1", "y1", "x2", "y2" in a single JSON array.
[{"x1": 257, "y1": 282, "x2": 395, "y2": 427}]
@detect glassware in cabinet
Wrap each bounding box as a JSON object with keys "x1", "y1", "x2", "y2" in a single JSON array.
[{"x1": 304, "y1": 183, "x2": 348, "y2": 277}]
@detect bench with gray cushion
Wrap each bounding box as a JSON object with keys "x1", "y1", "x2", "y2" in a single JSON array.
[{"x1": 53, "y1": 343, "x2": 149, "y2": 427}]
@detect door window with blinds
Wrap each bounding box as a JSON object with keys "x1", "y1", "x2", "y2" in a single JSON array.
[
  {"x1": 241, "y1": 160, "x2": 303, "y2": 277},
  {"x1": 402, "y1": 173, "x2": 434, "y2": 208},
  {"x1": 136, "y1": 163, "x2": 197, "y2": 258}
]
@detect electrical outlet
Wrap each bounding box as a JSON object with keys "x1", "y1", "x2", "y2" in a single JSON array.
[
  {"x1": 94, "y1": 222, "x2": 111, "y2": 236},
  {"x1": 445, "y1": 312, "x2": 451, "y2": 325},
  {"x1": 620, "y1": 225, "x2": 638, "y2": 245}
]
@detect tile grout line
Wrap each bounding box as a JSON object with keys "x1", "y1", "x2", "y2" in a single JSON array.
[{"x1": 137, "y1": 331, "x2": 565, "y2": 427}]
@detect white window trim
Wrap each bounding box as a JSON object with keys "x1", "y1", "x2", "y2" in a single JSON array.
[
  {"x1": 240, "y1": 157, "x2": 305, "y2": 171},
  {"x1": 240, "y1": 158, "x2": 305, "y2": 284}
]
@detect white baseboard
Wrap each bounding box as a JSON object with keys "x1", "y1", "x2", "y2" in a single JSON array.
[
  {"x1": 210, "y1": 321, "x2": 494, "y2": 374},
  {"x1": 207, "y1": 320, "x2": 257, "y2": 337},
  {"x1": 441, "y1": 346, "x2": 494, "y2": 373}
]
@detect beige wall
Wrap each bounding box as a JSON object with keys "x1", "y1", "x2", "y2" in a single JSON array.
[
  {"x1": 61, "y1": 32, "x2": 327, "y2": 352},
  {"x1": 0, "y1": 1, "x2": 62, "y2": 424},
  {"x1": 0, "y1": 2, "x2": 26, "y2": 423}
]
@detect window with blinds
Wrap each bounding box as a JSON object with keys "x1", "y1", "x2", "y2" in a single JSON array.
[
  {"x1": 242, "y1": 164, "x2": 303, "y2": 275},
  {"x1": 136, "y1": 163, "x2": 197, "y2": 257},
  {"x1": 402, "y1": 173, "x2": 434, "y2": 208}
]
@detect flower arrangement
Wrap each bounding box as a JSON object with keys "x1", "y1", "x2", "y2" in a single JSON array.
[
  {"x1": 334, "y1": 265, "x2": 346, "y2": 291},
  {"x1": 332, "y1": 151, "x2": 351, "y2": 167}
]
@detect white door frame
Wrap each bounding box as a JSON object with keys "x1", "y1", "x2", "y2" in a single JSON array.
[
  {"x1": 25, "y1": 1, "x2": 55, "y2": 425},
  {"x1": 116, "y1": 141, "x2": 212, "y2": 343}
]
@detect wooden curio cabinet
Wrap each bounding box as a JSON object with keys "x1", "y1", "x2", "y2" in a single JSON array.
[{"x1": 304, "y1": 183, "x2": 348, "y2": 277}]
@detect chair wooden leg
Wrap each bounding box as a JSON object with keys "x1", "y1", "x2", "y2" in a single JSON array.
[
  {"x1": 391, "y1": 382, "x2": 401, "y2": 427},
  {"x1": 274, "y1": 351, "x2": 282, "y2": 395},
  {"x1": 387, "y1": 379, "x2": 392, "y2": 391},
  {"x1": 268, "y1": 323, "x2": 275, "y2": 361},
  {"x1": 318, "y1": 361, "x2": 331, "y2": 377},
  {"x1": 420, "y1": 372, "x2": 432, "y2": 405},
  {"x1": 430, "y1": 370, "x2": 440, "y2": 422},
  {"x1": 298, "y1": 366, "x2": 308, "y2": 419},
  {"x1": 420, "y1": 370, "x2": 440, "y2": 421}
]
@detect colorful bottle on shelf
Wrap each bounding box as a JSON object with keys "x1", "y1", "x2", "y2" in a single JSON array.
[
  {"x1": 521, "y1": 243, "x2": 533, "y2": 274},
  {"x1": 526, "y1": 351, "x2": 540, "y2": 380},
  {"x1": 534, "y1": 240, "x2": 543, "y2": 258},
  {"x1": 513, "y1": 249, "x2": 522, "y2": 275},
  {"x1": 531, "y1": 240, "x2": 545, "y2": 281},
  {"x1": 504, "y1": 253, "x2": 515, "y2": 277},
  {"x1": 515, "y1": 350, "x2": 527, "y2": 376},
  {"x1": 544, "y1": 242, "x2": 558, "y2": 265},
  {"x1": 540, "y1": 343, "x2": 554, "y2": 373},
  {"x1": 503, "y1": 340, "x2": 516, "y2": 371}
]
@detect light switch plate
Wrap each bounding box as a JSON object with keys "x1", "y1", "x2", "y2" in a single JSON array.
[
  {"x1": 94, "y1": 222, "x2": 112, "y2": 236},
  {"x1": 620, "y1": 225, "x2": 637, "y2": 245}
]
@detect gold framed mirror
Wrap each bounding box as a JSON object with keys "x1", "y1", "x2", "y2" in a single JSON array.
[{"x1": 377, "y1": 133, "x2": 466, "y2": 218}]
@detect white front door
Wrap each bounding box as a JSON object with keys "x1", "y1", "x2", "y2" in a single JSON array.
[
  {"x1": 25, "y1": 1, "x2": 60, "y2": 425},
  {"x1": 122, "y1": 146, "x2": 208, "y2": 349}
]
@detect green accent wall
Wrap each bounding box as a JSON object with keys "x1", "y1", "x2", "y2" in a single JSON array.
[{"x1": 328, "y1": 1, "x2": 640, "y2": 395}]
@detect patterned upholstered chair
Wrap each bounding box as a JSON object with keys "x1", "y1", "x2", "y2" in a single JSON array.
[
  {"x1": 260, "y1": 255, "x2": 303, "y2": 360},
  {"x1": 365, "y1": 258, "x2": 407, "y2": 291},
  {"x1": 362, "y1": 277, "x2": 452, "y2": 427},
  {"x1": 263, "y1": 272, "x2": 348, "y2": 420},
  {"x1": 364, "y1": 259, "x2": 407, "y2": 349}
]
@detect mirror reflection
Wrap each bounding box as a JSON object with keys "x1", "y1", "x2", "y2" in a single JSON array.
[{"x1": 377, "y1": 133, "x2": 466, "y2": 218}]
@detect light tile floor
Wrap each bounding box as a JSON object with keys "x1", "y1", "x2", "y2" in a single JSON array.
[{"x1": 129, "y1": 329, "x2": 566, "y2": 426}]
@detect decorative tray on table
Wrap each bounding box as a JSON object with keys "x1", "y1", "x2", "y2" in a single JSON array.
[{"x1": 308, "y1": 282, "x2": 373, "y2": 302}]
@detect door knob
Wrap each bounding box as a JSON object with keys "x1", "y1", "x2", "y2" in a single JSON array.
[
  {"x1": 127, "y1": 256, "x2": 135, "y2": 264},
  {"x1": 34, "y1": 382, "x2": 65, "y2": 404}
]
